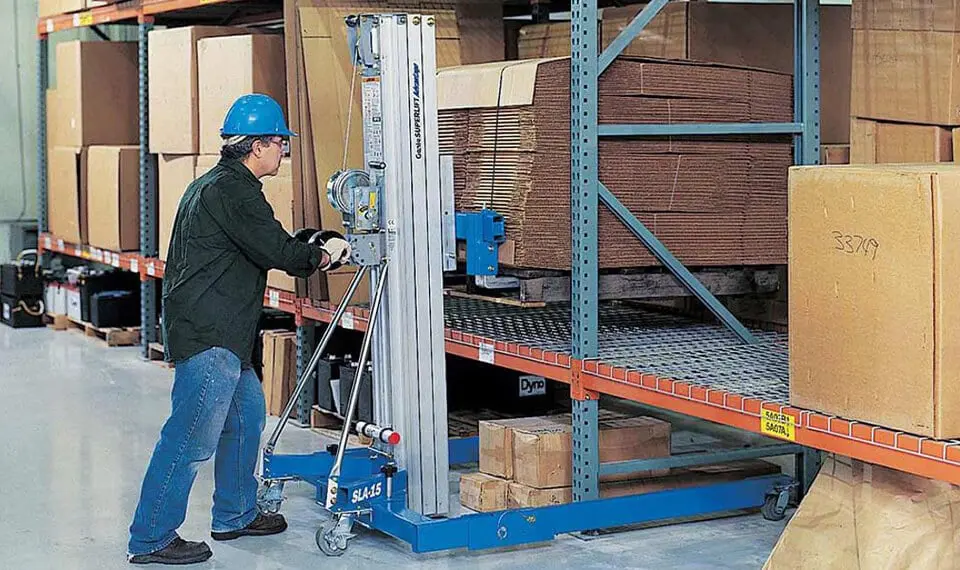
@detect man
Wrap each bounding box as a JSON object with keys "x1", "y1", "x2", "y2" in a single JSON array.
[{"x1": 127, "y1": 94, "x2": 350, "y2": 565}]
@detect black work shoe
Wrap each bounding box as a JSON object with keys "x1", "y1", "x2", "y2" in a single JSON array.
[
  {"x1": 211, "y1": 513, "x2": 288, "y2": 541},
  {"x1": 128, "y1": 537, "x2": 213, "y2": 565}
]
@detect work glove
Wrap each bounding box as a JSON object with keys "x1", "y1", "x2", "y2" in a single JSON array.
[
  {"x1": 294, "y1": 227, "x2": 321, "y2": 243},
  {"x1": 315, "y1": 231, "x2": 352, "y2": 271}
]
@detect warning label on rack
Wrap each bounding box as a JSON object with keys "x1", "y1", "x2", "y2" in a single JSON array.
[{"x1": 761, "y1": 409, "x2": 797, "y2": 441}]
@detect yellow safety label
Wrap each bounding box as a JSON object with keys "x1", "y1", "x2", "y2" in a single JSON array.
[
  {"x1": 78, "y1": 12, "x2": 94, "y2": 26},
  {"x1": 761, "y1": 409, "x2": 797, "y2": 441}
]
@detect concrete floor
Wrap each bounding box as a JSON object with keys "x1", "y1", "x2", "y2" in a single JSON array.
[{"x1": 0, "y1": 325, "x2": 790, "y2": 569}]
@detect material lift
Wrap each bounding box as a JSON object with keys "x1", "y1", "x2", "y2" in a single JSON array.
[{"x1": 257, "y1": 12, "x2": 798, "y2": 557}]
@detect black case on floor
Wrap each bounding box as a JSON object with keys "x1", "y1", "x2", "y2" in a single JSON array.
[
  {"x1": 90, "y1": 291, "x2": 140, "y2": 328},
  {"x1": 316, "y1": 356, "x2": 348, "y2": 414},
  {"x1": 1, "y1": 263, "x2": 43, "y2": 298},
  {"x1": 1, "y1": 294, "x2": 44, "y2": 328},
  {"x1": 78, "y1": 271, "x2": 140, "y2": 323},
  {"x1": 338, "y1": 362, "x2": 373, "y2": 423}
]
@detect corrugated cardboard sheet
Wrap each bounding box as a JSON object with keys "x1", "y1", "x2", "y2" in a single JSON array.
[
  {"x1": 438, "y1": 57, "x2": 792, "y2": 270},
  {"x1": 764, "y1": 455, "x2": 960, "y2": 569},
  {"x1": 788, "y1": 164, "x2": 960, "y2": 438}
]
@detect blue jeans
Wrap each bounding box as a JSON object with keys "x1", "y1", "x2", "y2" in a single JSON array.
[{"x1": 128, "y1": 347, "x2": 266, "y2": 556}]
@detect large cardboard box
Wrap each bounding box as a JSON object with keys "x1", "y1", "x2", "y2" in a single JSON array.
[
  {"x1": 852, "y1": 30, "x2": 960, "y2": 126},
  {"x1": 86, "y1": 146, "x2": 139, "y2": 252},
  {"x1": 55, "y1": 41, "x2": 139, "y2": 147},
  {"x1": 850, "y1": 117, "x2": 954, "y2": 163},
  {"x1": 262, "y1": 330, "x2": 297, "y2": 417},
  {"x1": 158, "y1": 155, "x2": 198, "y2": 261},
  {"x1": 763, "y1": 455, "x2": 960, "y2": 569},
  {"x1": 197, "y1": 34, "x2": 287, "y2": 155},
  {"x1": 263, "y1": 159, "x2": 296, "y2": 293},
  {"x1": 148, "y1": 27, "x2": 244, "y2": 154},
  {"x1": 48, "y1": 146, "x2": 88, "y2": 244},
  {"x1": 478, "y1": 416, "x2": 564, "y2": 479},
  {"x1": 852, "y1": 0, "x2": 960, "y2": 32},
  {"x1": 820, "y1": 144, "x2": 851, "y2": 165},
  {"x1": 38, "y1": 0, "x2": 84, "y2": 18},
  {"x1": 789, "y1": 164, "x2": 960, "y2": 438},
  {"x1": 194, "y1": 155, "x2": 220, "y2": 178},
  {"x1": 459, "y1": 472, "x2": 508, "y2": 513},
  {"x1": 512, "y1": 416, "x2": 672, "y2": 489}
]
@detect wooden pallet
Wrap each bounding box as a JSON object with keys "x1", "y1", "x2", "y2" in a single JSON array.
[
  {"x1": 66, "y1": 317, "x2": 140, "y2": 347},
  {"x1": 44, "y1": 313, "x2": 69, "y2": 331}
]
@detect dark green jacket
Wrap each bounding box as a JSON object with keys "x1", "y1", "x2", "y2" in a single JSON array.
[{"x1": 162, "y1": 158, "x2": 321, "y2": 365}]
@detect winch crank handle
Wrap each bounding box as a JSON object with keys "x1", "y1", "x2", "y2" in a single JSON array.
[
  {"x1": 264, "y1": 265, "x2": 369, "y2": 454},
  {"x1": 326, "y1": 261, "x2": 390, "y2": 508}
]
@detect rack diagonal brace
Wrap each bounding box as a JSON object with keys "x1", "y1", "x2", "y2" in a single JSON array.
[
  {"x1": 598, "y1": 183, "x2": 758, "y2": 344},
  {"x1": 598, "y1": 0, "x2": 670, "y2": 72}
]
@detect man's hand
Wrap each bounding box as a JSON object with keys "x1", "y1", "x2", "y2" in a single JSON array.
[{"x1": 316, "y1": 231, "x2": 352, "y2": 271}]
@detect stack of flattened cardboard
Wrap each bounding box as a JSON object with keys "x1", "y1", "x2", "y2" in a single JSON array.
[
  {"x1": 285, "y1": 0, "x2": 504, "y2": 303},
  {"x1": 438, "y1": 57, "x2": 793, "y2": 271},
  {"x1": 850, "y1": 0, "x2": 960, "y2": 164},
  {"x1": 517, "y1": 2, "x2": 852, "y2": 147}
]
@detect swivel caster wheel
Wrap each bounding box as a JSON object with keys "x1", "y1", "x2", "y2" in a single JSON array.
[
  {"x1": 761, "y1": 492, "x2": 788, "y2": 521},
  {"x1": 257, "y1": 482, "x2": 284, "y2": 515},
  {"x1": 316, "y1": 522, "x2": 348, "y2": 557}
]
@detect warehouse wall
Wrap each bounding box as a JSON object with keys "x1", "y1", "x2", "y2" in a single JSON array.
[{"x1": 0, "y1": 1, "x2": 136, "y2": 261}]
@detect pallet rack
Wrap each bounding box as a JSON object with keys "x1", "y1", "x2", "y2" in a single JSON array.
[{"x1": 34, "y1": 0, "x2": 960, "y2": 511}]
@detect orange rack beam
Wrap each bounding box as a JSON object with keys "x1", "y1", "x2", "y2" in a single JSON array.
[
  {"x1": 39, "y1": 231, "x2": 960, "y2": 486},
  {"x1": 37, "y1": 0, "x2": 241, "y2": 35}
]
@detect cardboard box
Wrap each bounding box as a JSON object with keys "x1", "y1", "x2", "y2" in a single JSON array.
[
  {"x1": 789, "y1": 164, "x2": 960, "y2": 438},
  {"x1": 86, "y1": 146, "x2": 140, "y2": 252},
  {"x1": 850, "y1": 118, "x2": 953, "y2": 163},
  {"x1": 194, "y1": 155, "x2": 220, "y2": 178},
  {"x1": 512, "y1": 416, "x2": 672, "y2": 489},
  {"x1": 479, "y1": 416, "x2": 565, "y2": 479},
  {"x1": 197, "y1": 34, "x2": 287, "y2": 155},
  {"x1": 262, "y1": 330, "x2": 297, "y2": 417},
  {"x1": 48, "y1": 146, "x2": 87, "y2": 244},
  {"x1": 600, "y1": 4, "x2": 852, "y2": 144},
  {"x1": 55, "y1": 41, "x2": 139, "y2": 146},
  {"x1": 852, "y1": 30, "x2": 960, "y2": 126},
  {"x1": 158, "y1": 155, "x2": 198, "y2": 261},
  {"x1": 459, "y1": 472, "x2": 508, "y2": 513},
  {"x1": 507, "y1": 482, "x2": 572, "y2": 509},
  {"x1": 852, "y1": 0, "x2": 960, "y2": 32},
  {"x1": 820, "y1": 144, "x2": 851, "y2": 165},
  {"x1": 148, "y1": 27, "x2": 244, "y2": 154},
  {"x1": 326, "y1": 270, "x2": 369, "y2": 306},
  {"x1": 39, "y1": 0, "x2": 84, "y2": 17},
  {"x1": 263, "y1": 159, "x2": 296, "y2": 292},
  {"x1": 763, "y1": 455, "x2": 960, "y2": 569}
]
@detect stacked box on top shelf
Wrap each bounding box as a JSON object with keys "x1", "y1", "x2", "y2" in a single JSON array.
[
  {"x1": 850, "y1": 0, "x2": 960, "y2": 164},
  {"x1": 47, "y1": 41, "x2": 138, "y2": 245},
  {"x1": 150, "y1": 26, "x2": 247, "y2": 260},
  {"x1": 438, "y1": 56, "x2": 793, "y2": 271}
]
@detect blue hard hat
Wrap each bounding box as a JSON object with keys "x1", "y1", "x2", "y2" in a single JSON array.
[{"x1": 220, "y1": 93, "x2": 296, "y2": 138}]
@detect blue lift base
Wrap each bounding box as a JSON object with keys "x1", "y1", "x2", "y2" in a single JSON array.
[{"x1": 263, "y1": 448, "x2": 794, "y2": 555}]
